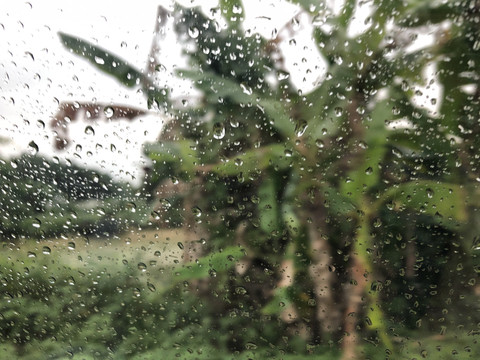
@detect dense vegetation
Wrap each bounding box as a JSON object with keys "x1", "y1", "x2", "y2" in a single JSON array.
[{"x1": 1, "y1": 0, "x2": 480, "y2": 359}]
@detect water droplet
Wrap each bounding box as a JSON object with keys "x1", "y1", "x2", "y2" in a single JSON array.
[
  {"x1": 137, "y1": 262, "x2": 147, "y2": 271},
  {"x1": 68, "y1": 277, "x2": 76, "y2": 285},
  {"x1": 68, "y1": 242, "x2": 76, "y2": 250},
  {"x1": 104, "y1": 106, "x2": 114, "y2": 118},
  {"x1": 48, "y1": 276, "x2": 56, "y2": 284},
  {"x1": 154, "y1": 250, "x2": 161, "y2": 257},
  {"x1": 426, "y1": 188, "x2": 434, "y2": 199},
  {"x1": 373, "y1": 218, "x2": 382, "y2": 228},
  {"x1": 365, "y1": 166, "x2": 373, "y2": 175},
  {"x1": 474, "y1": 40, "x2": 480, "y2": 51},
  {"x1": 177, "y1": 242, "x2": 184, "y2": 250},
  {"x1": 126, "y1": 202, "x2": 136, "y2": 213},
  {"x1": 188, "y1": 26, "x2": 199, "y2": 38},
  {"x1": 42, "y1": 246, "x2": 51, "y2": 255},
  {"x1": 85, "y1": 126, "x2": 95, "y2": 135},
  {"x1": 27, "y1": 141, "x2": 39, "y2": 155},
  {"x1": 315, "y1": 139, "x2": 325, "y2": 148},
  {"x1": 37, "y1": 120, "x2": 45, "y2": 129},
  {"x1": 284, "y1": 149, "x2": 293, "y2": 157},
  {"x1": 213, "y1": 122, "x2": 225, "y2": 139},
  {"x1": 94, "y1": 56, "x2": 105, "y2": 65},
  {"x1": 294, "y1": 120, "x2": 308, "y2": 137},
  {"x1": 240, "y1": 83, "x2": 253, "y2": 95},
  {"x1": 32, "y1": 218, "x2": 41, "y2": 228},
  {"x1": 209, "y1": 269, "x2": 217, "y2": 277},
  {"x1": 334, "y1": 107, "x2": 343, "y2": 117},
  {"x1": 27, "y1": 251, "x2": 36, "y2": 258},
  {"x1": 192, "y1": 206, "x2": 202, "y2": 217},
  {"x1": 235, "y1": 287, "x2": 247, "y2": 295},
  {"x1": 147, "y1": 282, "x2": 156, "y2": 292}
]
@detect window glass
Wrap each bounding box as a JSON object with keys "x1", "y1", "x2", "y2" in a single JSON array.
[{"x1": 1, "y1": 1, "x2": 479, "y2": 359}]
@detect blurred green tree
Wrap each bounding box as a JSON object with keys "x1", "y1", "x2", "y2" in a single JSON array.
[{"x1": 55, "y1": 0, "x2": 480, "y2": 358}]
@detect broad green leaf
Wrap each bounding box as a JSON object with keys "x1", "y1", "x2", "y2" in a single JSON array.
[
  {"x1": 173, "y1": 246, "x2": 245, "y2": 282},
  {"x1": 59, "y1": 32, "x2": 144, "y2": 88},
  {"x1": 208, "y1": 144, "x2": 290, "y2": 177},
  {"x1": 144, "y1": 140, "x2": 198, "y2": 178},
  {"x1": 322, "y1": 186, "x2": 356, "y2": 215},
  {"x1": 378, "y1": 181, "x2": 467, "y2": 224}
]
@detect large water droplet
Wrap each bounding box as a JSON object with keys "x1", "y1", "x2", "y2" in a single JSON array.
[
  {"x1": 32, "y1": 218, "x2": 41, "y2": 228},
  {"x1": 104, "y1": 106, "x2": 114, "y2": 118},
  {"x1": 85, "y1": 126, "x2": 95, "y2": 135},
  {"x1": 213, "y1": 123, "x2": 225, "y2": 139},
  {"x1": 28, "y1": 141, "x2": 39, "y2": 155},
  {"x1": 426, "y1": 188, "x2": 434, "y2": 199},
  {"x1": 192, "y1": 206, "x2": 202, "y2": 217},
  {"x1": 294, "y1": 120, "x2": 308, "y2": 137},
  {"x1": 315, "y1": 139, "x2": 325, "y2": 148},
  {"x1": 188, "y1": 27, "x2": 199, "y2": 38}
]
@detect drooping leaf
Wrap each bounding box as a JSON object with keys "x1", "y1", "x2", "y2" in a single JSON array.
[{"x1": 59, "y1": 32, "x2": 144, "y2": 88}]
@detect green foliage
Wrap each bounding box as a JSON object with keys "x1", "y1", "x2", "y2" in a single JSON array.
[
  {"x1": 3, "y1": 0, "x2": 479, "y2": 358},
  {"x1": 0, "y1": 154, "x2": 150, "y2": 239}
]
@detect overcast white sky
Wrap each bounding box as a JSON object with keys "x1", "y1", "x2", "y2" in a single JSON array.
[{"x1": 0, "y1": 0, "x2": 436, "y2": 184}]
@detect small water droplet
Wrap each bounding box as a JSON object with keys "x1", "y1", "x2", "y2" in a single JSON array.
[
  {"x1": 147, "y1": 282, "x2": 156, "y2": 292},
  {"x1": 137, "y1": 262, "x2": 147, "y2": 271},
  {"x1": 68, "y1": 242, "x2": 76, "y2": 250},
  {"x1": 315, "y1": 139, "x2": 325, "y2": 148},
  {"x1": 126, "y1": 202, "x2": 136, "y2": 213},
  {"x1": 37, "y1": 120, "x2": 45, "y2": 129},
  {"x1": 85, "y1": 126, "x2": 95, "y2": 135},
  {"x1": 104, "y1": 106, "x2": 114, "y2": 118},
  {"x1": 32, "y1": 218, "x2": 41, "y2": 228},
  {"x1": 27, "y1": 251, "x2": 36, "y2": 258},
  {"x1": 426, "y1": 188, "x2": 434, "y2": 199},
  {"x1": 42, "y1": 246, "x2": 51, "y2": 255},
  {"x1": 365, "y1": 166, "x2": 373, "y2": 175},
  {"x1": 334, "y1": 107, "x2": 343, "y2": 117},
  {"x1": 177, "y1": 242, "x2": 184, "y2": 250},
  {"x1": 373, "y1": 218, "x2": 382, "y2": 228}
]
